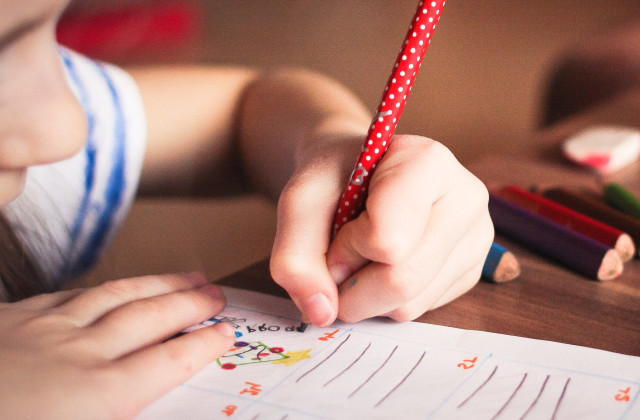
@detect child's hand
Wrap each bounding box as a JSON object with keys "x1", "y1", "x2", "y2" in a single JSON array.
[
  {"x1": 271, "y1": 135, "x2": 494, "y2": 327},
  {"x1": 0, "y1": 273, "x2": 234, "y2": 419}
]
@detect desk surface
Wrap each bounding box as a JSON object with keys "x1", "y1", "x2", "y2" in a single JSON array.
[{"x1": 219, "y1": 156, "x2": 640, "y2": 357}]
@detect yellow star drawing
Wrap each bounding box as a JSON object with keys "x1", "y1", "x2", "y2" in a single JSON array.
[{"x1": 271, "y1": 349, "x2": 312, "y2": 367}]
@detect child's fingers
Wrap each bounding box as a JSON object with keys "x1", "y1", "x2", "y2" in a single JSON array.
[
  {"x1": 324, "y1": 213, "x2": 371, "y2": 285},
  {"x1": 326, "y1": 137, "x2": 479, "y2": 284},
  {"x1": 10, "y1": 289, "x2": 85, "y2": 310},
  {"x1": 337, "y1": 210, "x2": 493, "y2": 323},
  {"x1": 326, "y1": 198, "x2": 432, "y2": 286},
  {"x1": 57, "y1": 272, "x2": 209, "y2": 326},
  {"x1": 83, "y1": 284, "x2": 227, "y2": 359},
  {"x1": 270, "y1": 174, "x2": 341, "y2": 328},
  {"x1": 105, "y1": 322, "x2": 235, "y2": 419},
  {"x1": 346, "y1": 138, "x2": 449, "y2": 261},
  {"x1": 384, "y1": 214, "x2": 494, "y2": 321},
  {"x1": 385, "y1": 266, "x2": 483, "y2": 322}
]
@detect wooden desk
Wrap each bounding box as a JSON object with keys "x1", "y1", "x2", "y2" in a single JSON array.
[{"x1": 219, "y1": 156, "x2": 640, "y2": 357}]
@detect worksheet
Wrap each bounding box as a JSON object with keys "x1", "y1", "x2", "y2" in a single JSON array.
[{"x1": 137, "y1": 288, "x2": 640, "y2": 420}]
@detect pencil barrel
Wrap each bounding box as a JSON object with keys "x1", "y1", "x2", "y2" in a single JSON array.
[
  {"x1": 497, "y1": 186, "x2": 623, "y2": 246},
  {"x1": 604, "y1": 183, "x2": 640, "y2": 219},
  {"x1": 489, "y1": 194, "x2": 618, "y2": 279},
  {"x1": 542, "y1": 188, "x2": 640, "y2": 257},
  {"x1": 482, "y1": 242, "x2": 504, "y2": 279},
  {"x1": 495, "y1": 185, "x2": 635, "y2": 261},
  {"x1": 333, "y1": 0, "x2": 446, "y2": 235}
]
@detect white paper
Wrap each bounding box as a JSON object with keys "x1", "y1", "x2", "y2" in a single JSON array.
[{"x1": 137, "y1": 287, "x2": 640, "y2": 419}]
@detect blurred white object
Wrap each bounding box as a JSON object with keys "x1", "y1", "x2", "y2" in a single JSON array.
[{"x1": 562, "y1": 126, "x2": 640, "y2": 173}]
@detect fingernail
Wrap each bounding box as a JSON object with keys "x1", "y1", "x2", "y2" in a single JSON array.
[
  {"x1": 213, "y1": 322, "x2": 235, "y2": 337},
  {"x1": 186, "y1": 271, "x2": 208, "y2": 286},
  {"x1": 300, "y1": 293, "x2": 334, "y2": 327},
  {"x1": 200, "y1": 284, "x2": 224, "y2": 299},
  {"x1": 328, "y1": 264, "x2": 351, "y2": 285}
]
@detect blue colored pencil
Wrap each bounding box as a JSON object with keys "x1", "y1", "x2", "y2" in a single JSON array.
[{"x1": 482, "y1": 242, "x2": 521, "y2": 283}]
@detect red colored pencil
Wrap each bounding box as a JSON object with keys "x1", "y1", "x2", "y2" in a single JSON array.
[
  {"x1": 542, "y1": 187, "x2": 640, "y2": 258},
  {"x1": 495, "y1": 185, "x2": 636, "y2": 262},
  {"x1": 333, "y1": 0, "x2": 446, "y2": 235},
  {"x1": 488, "y1": 193, "x2": 623, "y2": 281}
]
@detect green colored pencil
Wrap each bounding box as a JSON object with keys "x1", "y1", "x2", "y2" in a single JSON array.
[{"x1": 604, "y1": 183, "x2": 640, "y2": 219}]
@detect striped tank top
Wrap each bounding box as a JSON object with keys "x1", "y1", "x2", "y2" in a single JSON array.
[{"x1": 2, "y1": 47, "x2": 146, "y2": 290}]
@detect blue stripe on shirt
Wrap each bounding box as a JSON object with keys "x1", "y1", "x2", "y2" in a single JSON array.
[
  {"x1": 60, "y1": 50, "x2": 98, "y2": 249},
  {"x1": 73, "y1": 63, "x2": 127, "y2": 275}
]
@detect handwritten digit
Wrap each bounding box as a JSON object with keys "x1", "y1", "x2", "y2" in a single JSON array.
[
  {"x1": 319, "y1": 330, "x2": 339, "y2": 341},
  {"x1": 457, "y1": 356, "x2": 478, "y2": 369},
  {"x1": 240, "y1": 382, "x2": 262, "y2": 396},
  {"x1": 222, "y1": 405, "x2": 237, "y2": 416},
  {"x1": 615, "y1": 386, "x2": 631, "y2": 402}
]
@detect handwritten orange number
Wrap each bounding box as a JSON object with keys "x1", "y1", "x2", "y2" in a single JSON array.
[
  {"x1": 240, "y1": 382, "x2": 262, "y2": 396},
  {"x1": 615, "y1": 387, "x2": 631, "y2": 402},
  {"x1": 319, "y1": 330, "x2": 339, "y2": 341},
  {"x1": 222, "y1": 405, "x2": 237, "y2": 416},
  {"x1": 457, "y1": 356, "x2": 478, "y2": 370}
]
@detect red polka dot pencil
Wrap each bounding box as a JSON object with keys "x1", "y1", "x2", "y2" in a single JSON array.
[
  {"x1": 332, "y1": 0, "x2": 446, "y2": 235},
  {"x1": 494, "y1": 185, "x2": 636, "y2": 262},
  {"x1": 296, "y1": 1, "x2": 447, "y2": 332}
]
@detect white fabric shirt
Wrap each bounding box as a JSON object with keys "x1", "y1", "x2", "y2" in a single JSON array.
[{"x1": 3, "y1": 47, "x2": 146, "y2": 290}]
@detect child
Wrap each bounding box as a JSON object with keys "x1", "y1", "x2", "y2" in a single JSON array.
[{"x1": 0, "y1": 0, "x2": 493, "y2": 417}]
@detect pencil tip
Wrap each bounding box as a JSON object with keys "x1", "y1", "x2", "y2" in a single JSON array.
[{"x1": 492, "y1": 251, "x2": 521, "y2": 283}]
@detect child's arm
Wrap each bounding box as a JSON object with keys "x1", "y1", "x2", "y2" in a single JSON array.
[
  {"x1": 130, "y1": 67, "x2": 494, "y2": 327},
  {"x1": 0, "y1": 273, "x2": 234, "y2": 419},
  {"x1": 129, "y1": 66, "x2": 372, "y2": 198}
]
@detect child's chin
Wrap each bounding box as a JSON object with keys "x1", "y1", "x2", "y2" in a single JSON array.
[{"x1": 0, "y1": 169, "x2": 28, "y2": 206}]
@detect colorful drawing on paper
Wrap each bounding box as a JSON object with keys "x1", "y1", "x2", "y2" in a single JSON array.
[
  {"x1": 217, "y1": 341, "x2": 288, "y2": 369},
  {"x1": 271, "y1": 349, "x2": 312, "y2": 367},
  {"x1": 137, "y1": 287, "x2": 640, "y2": 420}
]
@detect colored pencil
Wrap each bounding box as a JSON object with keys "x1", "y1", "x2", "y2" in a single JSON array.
[
  {"x1": 542, "y1": 187, "x2": 640, "y2": 258},
  {"x1": 333, "y1": 0, "x2": 446, "y2": 235},
  {"x1": 302, "y1": 1, "x2": 447, "y2": 330},
  {"x1": 488, "y1": 193, "x2": 624, "y2": 281},
  {"x1": 495, "y1": 185, "x2": 636, "y2": 262},
  {"x1": 604, "y1": 183, "x2": 640, "y2": 219},
  {"x1": 482, "y1": 242, "x2": 521, "y2": 283}
]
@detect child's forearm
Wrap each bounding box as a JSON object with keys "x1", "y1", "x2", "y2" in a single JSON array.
[
  {"x1": 237, "y1": 68, "x2": 372, "y2": 200},
  {"x1": 132, "y1": 66, "x2": 371, "y2": 198}
]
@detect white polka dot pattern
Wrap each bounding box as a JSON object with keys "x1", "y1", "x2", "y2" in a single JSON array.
[{"x1": 333, "y1": 0, "x2": 446, "y2": 235}]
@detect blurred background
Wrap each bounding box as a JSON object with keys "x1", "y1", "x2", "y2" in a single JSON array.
[{"x1": 60, "y1": 0, "x2": 640, "y2": 283}]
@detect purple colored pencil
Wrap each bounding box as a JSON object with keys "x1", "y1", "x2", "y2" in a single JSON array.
[{"x1": 488, "y1": 194, "x2": 624, "y2": 281}]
